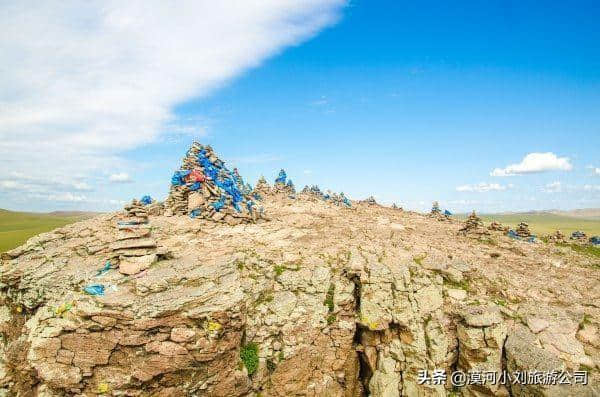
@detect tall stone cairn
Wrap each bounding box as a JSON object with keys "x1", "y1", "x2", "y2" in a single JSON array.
[
  {"x1": 273, "y1": 169, "x2": 294, "y2": 195},
  {"x1": 488, "y1": 220, "x2": 508, "y2": 232},
  {"x1": 515, "y1": 222, "x2": 531, "y2": 238},
  {"x1": 362, "y1": 196, "x2": 377, "y2": 205},
  {"x1": 547, "y1": 230, "x2": 566, "y2": 243},
  {"x1": 459, "y1": 210, "x2": 490, "y2": 236},
  {"x1": 110, "y1": 199, "x2": 159, "y2": 275},
  {"x1": 429, "y1": 201, "x2": 449, "y2": 221},
  {"x1": 300, "y1": 185, "x2": 324, "y2": 200},
  {"x1": 164, "y1": 142, "x2": 265, "y2": 225},
  {"x1": 253, "y1": 176, "x2": 271, "y2": 197}
]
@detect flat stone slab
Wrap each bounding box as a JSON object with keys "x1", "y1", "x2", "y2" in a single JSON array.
[
  {"x1": 460, "y1": 305, "x2": 502, "y2": 327},
  {"x1": 119, "y1": 254, "x2": 157, "y2": 275},
  {"x1": 110, "y1": 238, "x2": 156, "y2": 251}
]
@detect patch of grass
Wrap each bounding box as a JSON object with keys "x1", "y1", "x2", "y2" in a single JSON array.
[
  {"x1": 278, "y1": 351, "x2": 284, "y2": 362},
  {"x1": 480, "y1": 237, "x2": 498, "y2": 246},
  {"x1": 254, "y1": 291, "x2": 274, "y2": 307},
  {"x1": 557, "y1": 242, "x2": 600, "y2": 260},
  {"x1": 494, "y1": 298, "x2": 507, "y2": 307},
  {"x1": 234, "y1": 259, "x2": 244, "y2": 270},
  {"x1": 273, "y1": 265, "x2": 285, "y2": 276},
  {"x1": 240, "y1": 342, "x2": 259, "y2": 376},
  {"x1": 266, "y1": 358, "x2": 276, "y2": 372},
  {"x1": 412, "y1": 254, "x2": 427, "y2": 266},
  {"x1": 327, "y1": 314, "x2": 336, "y2": 325},
  {"x1": 0, "y1": 209, "x2": 93, "y2": 253},
  {"x1": 324, "y1": 284, "x2": 335, "y2": 313},
  {"x1": 579, "y1": 314, "x2": 593, "y2": 330},
  {"x1": 444, "y1": 278, "x2": 472, "y2": 292}
]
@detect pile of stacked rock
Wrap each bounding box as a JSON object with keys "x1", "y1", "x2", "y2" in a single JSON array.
[
  {"x1": 571, "y1": 231, "x2": 587, "y2": 242},
  {"x1": 361, "y1": 196, "x2": 377, "y2": 205},
  {"x1": 301, "y1": 185, "x2": 325, "y2": 199},
  {"x1": 121, "y1": 199, "x2": 149, "y2": 225},
  {"x1": 488, "y1": 220, "x2": 508, "y2": 232},
  {"x1": 110, "y1": 199, "x2": 159, "y2": 275},
  {"x1": 253, "y1": 176, "x2": 271, "y2": 198},
  {"x1": 515, "y1": 222, "x2": 532, "y2": 238},
  {"x1": 273, "y1": 169, "x2": 295, "y2": 195},
  {"x1": 391, "y1": 203, "x2": 403, "y2": 210},
  {"x1": 459, "y1": 210, "x2": 490, "y2": 236},
  {"x1": 164, "y1": 142, "x2": 265, "y2": 224},
  {"x1": 429, "y1": 201, "x2": 450, "y2": 221},
  {"x1": 328, "y1": 191, "x2": 352, "y2": 207},
  {"x1": 547, "y1": 230, "x2": 567, "y2": 243}
]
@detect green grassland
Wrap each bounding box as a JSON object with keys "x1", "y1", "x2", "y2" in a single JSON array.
[
  {"x1": 456, "y1": 212, "x2": 600, "y2": 237},
  {"x1": 0, "y1": 209, "x2": 95, "y2": 253}
]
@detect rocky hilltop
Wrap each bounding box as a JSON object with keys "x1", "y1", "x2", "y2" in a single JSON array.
[{"x1": 1, "y1": 145, "x2": 599, "y2": 396}]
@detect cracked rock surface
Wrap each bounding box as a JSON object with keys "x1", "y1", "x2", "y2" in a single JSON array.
[{"x1": 1, "y1": 196, "x2": 599, "y2": 396}]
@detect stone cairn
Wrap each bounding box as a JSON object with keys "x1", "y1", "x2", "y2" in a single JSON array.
[
  {"x1": 429, "y1": 201, "x2": 450, "y2": 221},
  {"x1": 110, "y1": 199, "x2": 159, "y2": 275},
  {"x1": 361, "y1": 196, "x2": 377, "y2": 205},
  {"x1": 546, "y1": 230, "x2": 567, "y2": 243},
  {"x1": 253, "y1": 176, "x2": 271, "y2": 198},
  {"x1": 298, "y1": 185, "x2": 351, "y2": 207},
  {"x1": 328, "y1": 191, "x2": 352, "y2": 207},
  {"x1": 515, "y1": 222, "x2": 532, "y2": 238},
  {"x1": 273, "y1": 169, "x2": 295, "y2": 195},
  {"x1": 570, "y1": 230, "x2": 587, "y2": 242},
  {"x1": 459, "y1": 210, "x2": 490, "y2": 236},
  {"x1": 488, "y1": 220, "x2": 508, "y2": 232},
  {"x1": 301, "y1": 185, "x2": 325, "y2": 200},
  {"x1": 164, "y1": 142, "x2": 265, "y2": 225},
  {"x1": 391, "y1": 203, "x2": 403, "y2": 210}
]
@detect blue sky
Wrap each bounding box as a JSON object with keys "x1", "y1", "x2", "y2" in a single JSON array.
[{"x1": 1, "y1": 1, "x2": 599, "y2": 212}]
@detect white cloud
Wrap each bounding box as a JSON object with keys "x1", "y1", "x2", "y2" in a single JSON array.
[
  {"x1": 490, "y1": 152, "x2": 573, "y2": 176},
  {"x1": 46, "y1": 193, "x2": 88, "y2": 202},
  {"x1": 0, "y1": 1, "x2": 345, "y2": 206},
  {"x1": 587, "y1": 166, "x2": 600, "y2": 176},
  {"x1": 542, "y1": 181, "x2": 562, "y2": 193},
  {"x1": 73, "y1": 182, "x2": 93, "y2": 191},
  {"x1": 109, "y1": 173, "x2": 133, "y2": 183},
  {"x1": 583, "y1": 185, "x2": 600, "y2": 192},
  {"x1": 456, "y1": 182, "x2": 510, "y2": 192},
  {"x1": 303, "y1": 169, "x2": 313, "y2": 175}
]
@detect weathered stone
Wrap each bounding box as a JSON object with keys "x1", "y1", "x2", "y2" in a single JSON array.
[
  {"x1": 118, "y1": 254, "x2": 156, "y2": 275},
  {"x1": 460, "y1": 305, "x2": 502, "y2": 327},
  {"x1": 170, "y1": 327, "x2": 195, "y2": 343},
  {"x1": 110, "y1": 238, "x2": 156, "y2": 251}
]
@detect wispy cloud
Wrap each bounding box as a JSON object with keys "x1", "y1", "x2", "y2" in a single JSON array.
[
  {"x1": 491, "y1": 152, "x2": 573, "y2": 176},
  {"x1": 542, "y1": 181, "x2": 562, "y2": 193},
  {"x1": 456, "y1": 182, "x2": 512, "y2": 192},
  {"x1": 587, "y1": 165, "x2": 600, "y2": 176},
  {"x1": 0, "y1": 1, "x2": 346, "y2": 204},
  {"x1": 109, "y1": 173, "x2": 133, "y2": 183}
]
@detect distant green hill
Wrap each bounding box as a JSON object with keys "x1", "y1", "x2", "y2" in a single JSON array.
[
  {"x1": 455, "y1": 212, "x2": 600, "y2": 237},
  {"x1": 0, "y1": 209, "x2": 99, "y2": 253}
]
